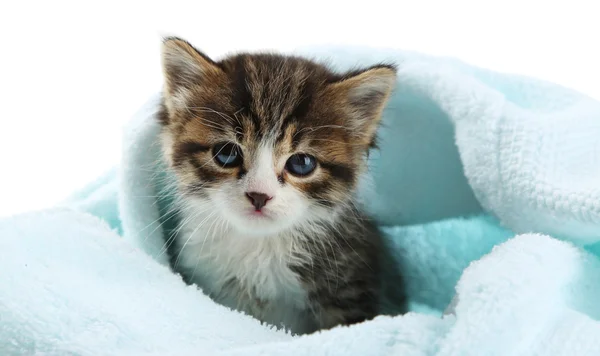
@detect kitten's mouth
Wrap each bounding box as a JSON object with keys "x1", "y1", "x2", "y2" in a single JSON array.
[{"x1": 245, "y1": 208, "x2": 272, "y2": 219}]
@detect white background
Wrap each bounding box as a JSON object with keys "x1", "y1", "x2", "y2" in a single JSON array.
[{"x1": 0, "y1": 0, "x2": 598, "y2": 216}]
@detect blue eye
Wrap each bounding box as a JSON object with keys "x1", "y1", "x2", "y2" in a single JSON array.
[
  {"x1": 213, "y1": 142, "x2": 242, "y2": 168},
  {"x1": 285, "y1": 154, "x2": 317, "y2": 177}
]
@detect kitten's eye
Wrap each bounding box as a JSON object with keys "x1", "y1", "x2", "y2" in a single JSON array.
[
  {"x1": 213, "y1": 142, "x2": 243, "y2": 168},
  {"x1": 285, "y1": 154, "x2": 317, "y2": 177}
]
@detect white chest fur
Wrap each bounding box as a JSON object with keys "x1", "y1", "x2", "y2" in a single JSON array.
[{"x1": 173, "y1": 209, "x2": 315, "y2": 333}]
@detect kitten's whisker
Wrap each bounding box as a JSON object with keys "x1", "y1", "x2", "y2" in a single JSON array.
[
  {"x1": 187, "y1": 106, "x2": 237, "y2": 125},
  {"x1": 159, "y1": 207, "x2": 209, "y2": 263},
  {"x1": 136, "y1": 204, "x2": 180, "y2": 235},
  {"x1": 194, "y1": 143, "x2": 231, "y2": 170},
  {"x1": 308, "y1": 138, "x2": 369, "y2": 147},
  {"x1": 189, "y1": 211, "x2": 225, "y2": 282},
  {"x1": 156, "y1": 204, "x2": 214, "y2": 259},
  {"x1": 233, "y1": 107, "x2": 244, "y2": 122},
  {"x1": 195, "y1": 120, "x2": 229, "y2": 132},
  {"x1": 173, "y1": 209, "x2": 219, "y2": 269},
  {"x1": 292, "y1": 125, "x2": 348, "y2": 139},
  {"x1": 137, "y1": 207, "x2": 183, "y2": 261}
]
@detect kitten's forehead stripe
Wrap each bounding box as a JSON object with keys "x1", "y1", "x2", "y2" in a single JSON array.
[
  {"x1": 230, "y1": 56, "x2": 317, "y2": 140},
  {"x1": 229, "y1": 56, "x2": 255, "y2": 123}
]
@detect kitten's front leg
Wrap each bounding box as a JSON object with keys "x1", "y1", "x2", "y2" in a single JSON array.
[{"x1": 310, "y1": 278, "x2": 380, "y2": 330}]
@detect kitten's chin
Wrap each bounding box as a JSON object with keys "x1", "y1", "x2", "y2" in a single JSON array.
[
  {"x1": 226, "y1": 210, "x2": 298, "y2": 237},
  {"x1": 229, "y1": 214, "x2": 292, "y2": 237}
]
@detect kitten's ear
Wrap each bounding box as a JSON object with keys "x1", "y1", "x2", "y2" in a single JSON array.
[
  {"x1": 161, "y1": 37, "x2": 222, "y2": 94},
  {"x1": 330, "y1": 66, "x2": 396, "y2": 146}
]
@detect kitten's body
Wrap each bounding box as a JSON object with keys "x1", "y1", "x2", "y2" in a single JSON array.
[
  {"x1": 173, "y1": 201, "x2": 382, "y2": 334},
  {"x1": 175, "y1": 204, "x2": 315, "y2": 333},
  {"x1": 158, "y1": 37, "x2": 403, "y2": 334}
]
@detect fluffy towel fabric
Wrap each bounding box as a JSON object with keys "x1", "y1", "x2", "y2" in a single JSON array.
[
  {"x1": 3, "y1": 212, "x2": 600, "y2": 355},
  {"x1": 2, "y1": 45, "x2": 600, "y2": 355}
]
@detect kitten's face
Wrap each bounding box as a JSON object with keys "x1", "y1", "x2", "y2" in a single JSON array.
[{"x1": 159, "y1": 38, "x2": 395, "y2": 236}]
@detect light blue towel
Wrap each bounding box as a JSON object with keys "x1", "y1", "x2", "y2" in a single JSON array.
[{"x1": 2, "y1": 45, "x2": 600, "y2": 355}]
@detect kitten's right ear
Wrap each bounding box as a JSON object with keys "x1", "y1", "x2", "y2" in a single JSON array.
[{"x1": 161, "y1": 37, "x2": 222, "y2": 94}]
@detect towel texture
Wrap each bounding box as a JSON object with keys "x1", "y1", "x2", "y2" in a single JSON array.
[{"x1": 2, "y1": 45, "x2": 600, "y2": 355}]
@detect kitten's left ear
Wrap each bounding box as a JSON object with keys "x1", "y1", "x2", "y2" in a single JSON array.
[
  {"x1": 330, "y1": 65, "x2": 397, "y2": 146},
  {"x1": 161, "y1": 37, "x2": 223, "y2": 95}
]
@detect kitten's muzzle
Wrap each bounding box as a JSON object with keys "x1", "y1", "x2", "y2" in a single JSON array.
[{"x1": 245, "y1": 192, "x2": 272, "y2": 211}]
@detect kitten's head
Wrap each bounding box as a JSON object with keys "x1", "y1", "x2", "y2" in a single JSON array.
[{"x1": 159, "y1": 37, "x2": 396, "y2": 236}]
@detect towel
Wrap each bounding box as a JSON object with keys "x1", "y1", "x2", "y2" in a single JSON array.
[{"x1": 2, "y1": 45, "x2": 600, "y2": 355}]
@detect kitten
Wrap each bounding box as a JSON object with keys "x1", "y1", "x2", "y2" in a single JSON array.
[{"x1": 158, "y1": 37, "x2": 402, "y2": 334}]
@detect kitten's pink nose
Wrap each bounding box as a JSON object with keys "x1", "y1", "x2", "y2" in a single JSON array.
[{"x1": 245, "y1": 192, "x2": 272, "y2": 211}]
